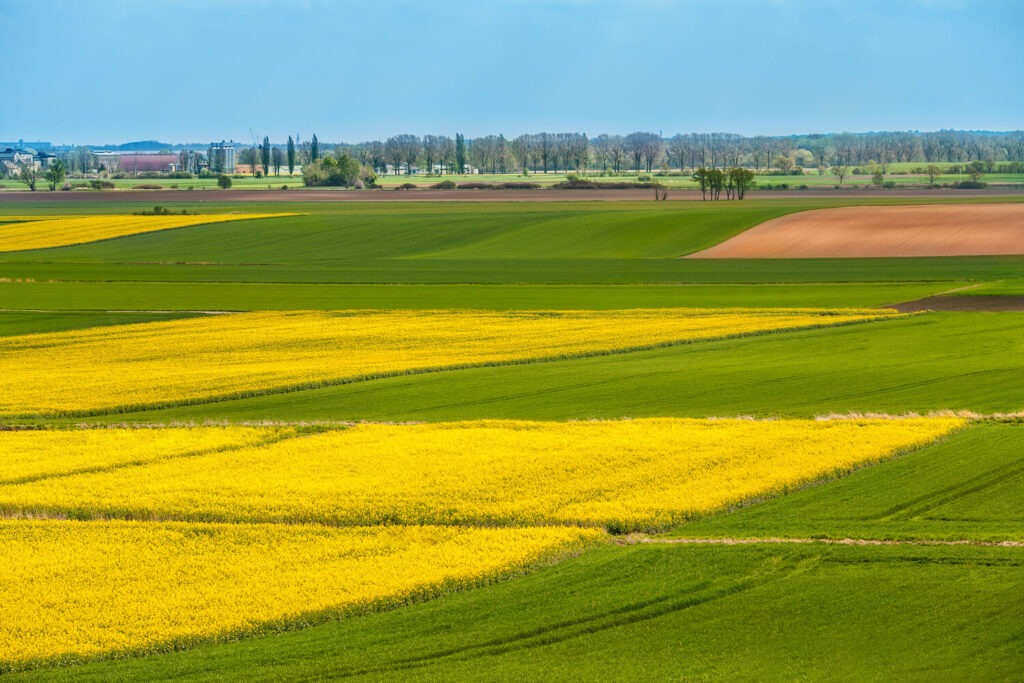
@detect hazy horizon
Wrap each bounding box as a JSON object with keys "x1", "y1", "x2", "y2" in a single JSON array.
[{"x1": 4, "y1": 0, "x2": 1022, "y2": 145}]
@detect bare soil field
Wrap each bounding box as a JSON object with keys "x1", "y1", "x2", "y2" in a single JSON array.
[
  {"x1": 687, "y1": 204, "x2": 1024, "y2": 258},
  {"x1": 2, "y1": 188, "x2": 1022, "y2": 204},
  {"x1": 888, "y1": 295, "x2": 1024, "y2": 312}
]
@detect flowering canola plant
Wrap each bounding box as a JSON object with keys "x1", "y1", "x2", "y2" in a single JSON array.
[
  {"x1": 0, "y1": 519, "x2": 601, "y2": 672},
  {"x1": 0, "y1": 309, "x2": 896, "y2": 417},
  {"x1": 0, "y1": 426, "x2": 297, "y2": 485},
  {"x1": 0, "y1": 213, "x2": 300, "y2": 252},
  {"x1": 0, "y1": 418, "x2": 963, "y2": 531}
]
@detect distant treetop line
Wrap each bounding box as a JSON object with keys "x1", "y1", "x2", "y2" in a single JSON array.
[
  {"x1": 15, "y1": 130, "x2": 1024, "y2": 180},
  {"x1": 299, "y1": 130, "x2": 1024, "y2": 176}
]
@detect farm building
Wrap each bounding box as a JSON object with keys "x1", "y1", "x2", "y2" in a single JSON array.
[
  {"x1": 207, "y1": 145, "x2": 236, "y2": 174},
  {"x1": 90, "y1": 151, "x2": 181, "y2": 174}
]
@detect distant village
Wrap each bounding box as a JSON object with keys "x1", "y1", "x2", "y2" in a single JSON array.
[{"x1": 1, "y1": 140, "x2": 240, "y2": 178}]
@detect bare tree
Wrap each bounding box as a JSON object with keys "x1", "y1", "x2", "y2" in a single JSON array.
[{"x1": 17, "y1": 162, "x2": 39, "y2": 191}]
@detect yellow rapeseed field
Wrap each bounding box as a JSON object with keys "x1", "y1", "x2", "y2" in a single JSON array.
[
  {"x1": 0, "y1": 309, "x2": 895, "y2": 416},
  {"x1": 0, "y1": 426, "x2": 297, "y2": 484},
  {"x1": 0, "y1": 418, "x2": 962, "y2": 530},
  {"x1": 0, "y1": 520, "x2": 601, "y2": 671},
  {"x1": 0, "y1": 213, "x2": 299, "y2": 252}
]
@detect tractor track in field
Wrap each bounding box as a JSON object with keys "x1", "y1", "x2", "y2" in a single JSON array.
[{"x1": 619, "y1": 535, "x2": 1024, "y2": 547}]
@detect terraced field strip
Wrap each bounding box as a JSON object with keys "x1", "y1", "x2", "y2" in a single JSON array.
[
  {"x1": 0, "y1": 308, "x2": 897, "y2": 417},
  {"x1": 0, "y1": 213, "x2": 301, "y2": 252},
  {"x1": 0, "y1": 418, "x2": 963, "y2": 532},
  {"x1": 0, "y1": 520, "x2": 600, "y2": 673}
]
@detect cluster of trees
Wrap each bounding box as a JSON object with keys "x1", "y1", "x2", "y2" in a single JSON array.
[
  {"x1": 301, "y1": 153, "x2": 376, "y2": 188},
  {"x1": 691, "y1": 167, "x2": 756, "y2": 200}
]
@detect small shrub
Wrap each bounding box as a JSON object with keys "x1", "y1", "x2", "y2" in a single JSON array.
[
  {"x1": 799, "y1": 184, "x2": 808, "y2": 190},
  {"x1": 217, "y1": 175, "x2": 232, "y2": 189},
  {"x1": 431, "y1": 180, "x2": 457, "y2": 190},
  {"x1": 951, "y1": 180, "x2": 987, "y2": 189},
  {"x1": 396, "y1": 183, "x2": 418, "y2": 190},
  {"x1": 457, "y1": 182, "x2": 496, "y2": 190},
  {"x1": 281, "y1": 185, "x2": 289, "y2": 190},
  {"x1": 497, "y1": 182, "x2": 541, "y2": 190},
  {"x1": 132, "y1": 184, "x2": 162, "y2": 190},
  {"x1": 90, "y1": 180, "x2": 115, "y2": 190},
  {"x1": 883, "y1": 181, "x2": 897, "y2": 189}
]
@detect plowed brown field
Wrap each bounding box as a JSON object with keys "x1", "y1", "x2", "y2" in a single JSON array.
[{"x1": 687, "y1": 203, "x2": 1024, "y2": 258}]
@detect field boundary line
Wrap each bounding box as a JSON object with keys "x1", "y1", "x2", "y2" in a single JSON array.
[{"x1": 620, "y1": 535, "x2": 1024, "y2": 548}]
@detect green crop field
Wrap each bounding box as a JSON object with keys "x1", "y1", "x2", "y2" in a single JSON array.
[{"x1": 2, "y1": 195, "x2": 1023, "y2": 679}]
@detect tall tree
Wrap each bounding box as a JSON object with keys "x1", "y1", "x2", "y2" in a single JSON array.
[
  {"x1": 310, "y1": 134, "x2": 320, "y2": 162},
  {"x1": 271, "y1": 147, "x2": 284, "y2": 176},
  {"x1": 17, "y1": 162, "x2": 39, "y2": 191},
  {"x1": 261, "y1": 136, "x2": 271, "y2": 177},
  {"x1": 286, "y1": 136, "x2": 296, "y2": 175},
  {"x1": 455, "y1": 133, "x2": 467, "y2": 174},
  {"x1": 44, "y1": 159, "x2": 66, "y2": 191}
]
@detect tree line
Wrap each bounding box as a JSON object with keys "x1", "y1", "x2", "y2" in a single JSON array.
[
  {"x1": 328, "y1": 129, "x2": 1024, "y2": 176},
  {"x1": 40, "y1": 129, "x2": 1024, "y2": 179}
]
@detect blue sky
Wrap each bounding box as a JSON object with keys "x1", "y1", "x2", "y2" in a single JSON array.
[{"x1": 3, "y1": 0, "x2": 1022, "y2": 144}]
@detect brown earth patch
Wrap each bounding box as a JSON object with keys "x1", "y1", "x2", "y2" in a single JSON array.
[
  {"x1": 887, "y1": 294, "x2": 1024, "y2": 312},
  {"x1": 687, "y1": 203, "x2": 1024, "y2": 258}
]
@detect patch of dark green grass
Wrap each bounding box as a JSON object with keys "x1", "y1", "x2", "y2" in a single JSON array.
[
  {"x1": 0, "y1": 311, "x2": 201, "y2": 337},
  {"x1": 0, "y1": 281, "x2": 962, "y2": 312}
]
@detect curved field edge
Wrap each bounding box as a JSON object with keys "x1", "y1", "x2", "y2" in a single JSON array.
[
  {"x1": 2, "y1": 423, "x2": 1015, "y2": 679},
  {"x1": 0, "y1": 417, "x2": 964, "y2": 533},
  {"x1": 0, "y1": 214, "x2": 304, "y2": 254},
  {"x1": 10, "y1": 545, "x2": 1022, "y2": 681},
  {"x1": 0, "y1": 524, "x2": 602, "y2": 671},
  {"x1": 685, "y1": 203, "x2": 1024, "y2": 259},
  {"x1": 0, "y1": 311, "x2": 906, "y2": 420},
  {"x1": 669, "y1": 421, "x2": 1024, "y2": 542},
  {"x1": 3, "y1": 198, "x2": 1020, "y2": 266}
]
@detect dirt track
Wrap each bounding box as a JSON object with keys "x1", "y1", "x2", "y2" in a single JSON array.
[
  {"x1": 687, "y1": 203, "x2": 1024, "y2": 258},
  {"x1": 1, "y1": 188, "x2": 1022, "y2": 204}
]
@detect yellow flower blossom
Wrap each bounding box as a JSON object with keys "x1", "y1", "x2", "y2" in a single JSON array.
[
  {"x1": 0, "y1": 520, "x2": 602, "y2": 671},
  {"x1": 0, "y1": 426, "x2": 297, "y2": 484},
  {"x1": 0, "y1": 213, "x2": 300, "y2": 252},
  {"x1": 0, "y1": 418, "x2": 963, "y2": 531},
  {"x1": 0, "y1": 309, "x2": 895, "y2": 417}
]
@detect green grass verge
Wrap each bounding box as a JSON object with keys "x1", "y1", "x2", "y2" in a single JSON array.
[
  {"x1": 673, "y1": 423, "x2": 1024, "y2": 542},
  {"x1": 0, "y1": 282, "x2": 961, "y2": 312},
  {"x1": 73, "y1": 312, "x2": 1023, "y2": 425}
]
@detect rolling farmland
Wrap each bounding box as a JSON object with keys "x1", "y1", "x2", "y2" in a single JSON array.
[{"x1": 1, "y1": 195, "x2": 1022, "y2": 680}]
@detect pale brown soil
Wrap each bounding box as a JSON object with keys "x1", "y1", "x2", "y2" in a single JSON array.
[{"x1": 687, "y1": 203, "x2": 1024, "y2": 258}]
